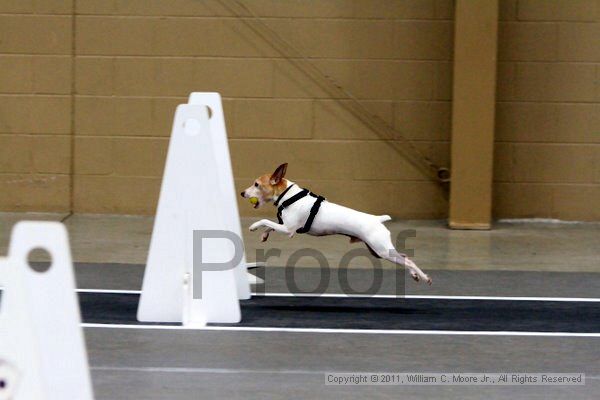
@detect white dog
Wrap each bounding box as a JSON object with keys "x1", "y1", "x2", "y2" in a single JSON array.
[{"x1": 241, "y1": 163, "x2": 431, "y2": 284}]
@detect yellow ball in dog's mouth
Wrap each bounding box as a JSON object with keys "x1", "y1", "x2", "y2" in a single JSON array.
[{"x1": 249, "y1": 197, "x2": 259, "y2": 205}]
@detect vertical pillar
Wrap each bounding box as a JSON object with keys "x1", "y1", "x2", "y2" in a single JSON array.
[{"x1": 449, "y1": 0, "x2": 499, "y2": 229}]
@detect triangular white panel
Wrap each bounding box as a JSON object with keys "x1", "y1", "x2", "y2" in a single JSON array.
[
  {"x1": 188, "y1": 92, "x2": 251, "y2": 300},
  {"x1": 137, "y1": 103, "x2": 242, "y2": 325},
  {"x1": 0, "y1": 221, "x2": 93, "y2": 400}
]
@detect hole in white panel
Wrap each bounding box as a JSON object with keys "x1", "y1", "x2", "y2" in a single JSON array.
[
  {"x1": 27, "y1": 247, "x2": 52, "y2": 273},
  {"x1": 0, "y1": 361, "x2": 19, "y2": 399},
  {"x1": 206, "y1": 106, "x2": 213, "y2": 119},
  {"x1": 183, "y1": 118, "x2": 201, "y2": 137}
]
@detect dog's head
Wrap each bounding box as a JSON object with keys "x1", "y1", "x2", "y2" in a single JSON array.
[{"x1": 240, "y1": 163, "x2": 288, "y2": 209}]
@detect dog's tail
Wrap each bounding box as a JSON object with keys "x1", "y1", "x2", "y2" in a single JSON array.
[{"x1": 378, "y1": 215, "x2": 392, "y2": 223}]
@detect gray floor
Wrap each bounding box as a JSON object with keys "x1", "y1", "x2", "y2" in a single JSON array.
[
  {"x1": 76, "y1": 263, "x2": 600, "y2": 400},
  {"x1": 87, "y1": 331, "x2": 598, "y2": 400},
  {"x1": 75, "y1": 263, "x2": 600, "y2": 298},
  {"x1": 1, "y1": 213, "x2": 599, "y2": 399}
]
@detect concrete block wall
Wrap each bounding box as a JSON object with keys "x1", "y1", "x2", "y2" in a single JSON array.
[
  {"x1": 0, "y1": 0, "x2": 598, "y2": 220},
  {"x1": 494, "y1": 0, "x2": 600, "y2": 220},
  {"x1": 72, "y1": 0, "x2": 452, "y2": 218},
  {"x1": 0, "y1": 1, "x2": 73, "y2": 211},
  {"x1": 1, "y1": 0, "x2": 452, "y2": 217}
]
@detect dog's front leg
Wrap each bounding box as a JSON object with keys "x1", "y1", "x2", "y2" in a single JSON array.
[
  {"x1": 249, "y1": 219, "x2": 290, "y2": 235},
  {"x1": 261, "y1": 227, "x2": 274, "y2": 242}
]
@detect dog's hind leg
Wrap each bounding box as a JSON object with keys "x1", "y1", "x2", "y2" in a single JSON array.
[
  {"x1": 365, "y1": 231, "x2": 431, "y2": 285},
  {"x1": 365, "y1": 243, "x2": 382, "y2": 258},
  {"x1": 389, "y1": 249, "x2": 431, "y2": 285},
  {"x1": 346, "y1": 235, "x2": 382, "y2": 258}
]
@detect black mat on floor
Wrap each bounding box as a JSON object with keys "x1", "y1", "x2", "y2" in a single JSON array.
[{"x1": 79, "y1": 292, "x2": 600, "y2": 333}]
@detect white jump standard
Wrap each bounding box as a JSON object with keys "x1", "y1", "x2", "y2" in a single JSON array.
[
  {"x1": 137, "y1": 93, "x2": 261, "y2": 328},
  {"x1": 0, "y1": 222, "x2": 94, "y2": 400}
]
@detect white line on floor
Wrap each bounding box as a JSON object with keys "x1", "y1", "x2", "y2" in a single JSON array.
[
  {"x1": 75, "y1": 288, "x2": 600, "y2": 302},
  {"x1": 91, "y1": 365, "x2": 323, "y2": 375},
  {"x1": 256, "y1": 293, "x2": 600, "y2": 302},
  {"x1": 77, "y1": 288, "x2": 141, "y2": 294},
  {"x1": 81, "y1": 323, "x2": 600, "y2": 338}
]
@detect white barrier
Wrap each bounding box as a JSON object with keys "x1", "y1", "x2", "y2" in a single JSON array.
[
  {"x1": 0, "y1": 222, "x2": 93, "y2": 400},
  {"x1": 188, "y1": 92, "x2": 256, "y2": 295},
  {"x1": 138, "y1": 93, "x2": 255, "y2": 327}
]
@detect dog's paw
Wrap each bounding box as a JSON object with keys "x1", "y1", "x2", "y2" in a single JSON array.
[
  {"x1": 261, "y1": 232, "x2": 270, "y2": 242},
  {"x1": 410, "y1": 271, "x2": 419, "y2": 282},
  {"x1": 249, "y1": 222, "x2": 261, "y2": 232},
  {"x1": 426, "y1": 276, "x2": 432, "y2": 285}
]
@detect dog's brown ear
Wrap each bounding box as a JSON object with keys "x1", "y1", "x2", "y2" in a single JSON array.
[{"x1": 269, "y1": 163, "x2": 288, "y2": 185}]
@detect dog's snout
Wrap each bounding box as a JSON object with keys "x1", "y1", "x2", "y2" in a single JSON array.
[{"x1": 240, "y1": 191, "x2": 245, "y2": 198}]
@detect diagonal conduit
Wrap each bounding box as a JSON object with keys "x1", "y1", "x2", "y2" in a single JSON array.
[{"x1": 218, "y1": 0, "x2": 451, "y2": 185}]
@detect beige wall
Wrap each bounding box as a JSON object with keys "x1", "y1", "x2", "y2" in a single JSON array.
[
  {"x1": 494, "y1": 0, "x2": 600, "y2": 220},
  {"x1": 0, "y1": 0, "x2": 598, "y2": 220},
  {"x1": 0, "y1": 1, "x2": 73, "y2": 212},
  {"x1": 449, "y1": 0, "x2": 499, "y2": 229}
]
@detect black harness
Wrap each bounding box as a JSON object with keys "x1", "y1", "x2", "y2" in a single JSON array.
[{"x1": 274, "y1": 184, "x2": 325, "y2": 234}]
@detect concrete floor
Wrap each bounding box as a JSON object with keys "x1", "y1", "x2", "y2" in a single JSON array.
[
  {"x1": 1, "y1": 212, "x2": 599, "y2": 400},
  {"x1": 86, "y1": 329, "x2": 599, "y2": 400}
]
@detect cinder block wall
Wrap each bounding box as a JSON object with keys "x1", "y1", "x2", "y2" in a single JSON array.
[
  {"x1": 73, "y1": 0, "x2": 452, "y2": 218},
  {"x1": 0, "y1": 1, "x2": 73, "y2": 211},
  {"x1": 0, "y1": 0, "x2": 598, "y2": 220},
  {"x1": 494, "y1": 0, "x2": 600, "y2": 220},
  {"x1": 1, "y1": 0, "x2": 452, "y2": 218}
]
